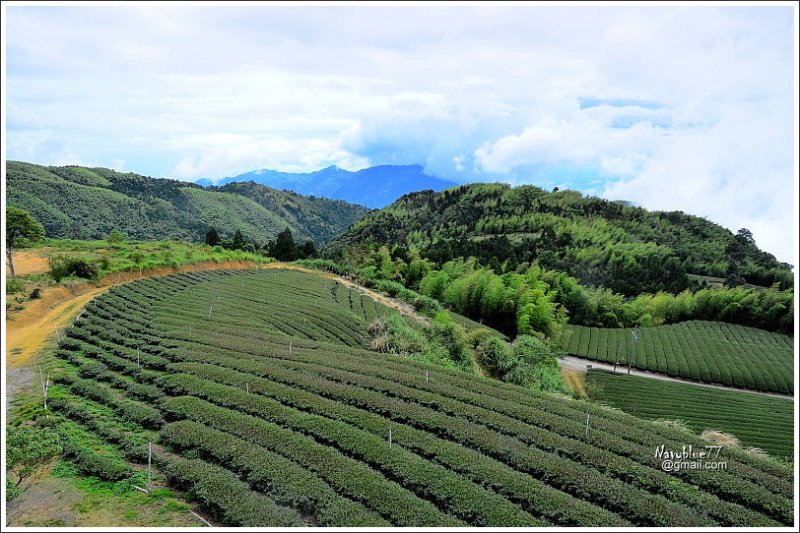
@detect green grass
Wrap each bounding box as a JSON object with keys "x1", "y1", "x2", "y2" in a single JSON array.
[
  {"x1": 42, "y1": 238, "x2": 272, "y2": 277},
  {"x1": 47, "y1": 269, "x2": 793, "y2": 526},
  {"x1": 585, "y1": 370, "x2": 794, "y2": 458},
  {"x1": 556, "y1": 321, "x2": 793, "y2": 394}
]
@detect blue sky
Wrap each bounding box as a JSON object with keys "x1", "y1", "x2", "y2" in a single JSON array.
[{"x1": 4, "y1": 4, "x2": 796, "y2": 262}]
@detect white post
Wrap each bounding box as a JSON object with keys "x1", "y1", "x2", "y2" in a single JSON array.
[
  {"x1": 585, "y1": 413, "x2": 591, "y2": 438},
  {"x1": 39, "y1": 366, "x2": 49, "y2": 410},
  {"x1": 147, "y1": 442, "x2": 152, "y2": 490},
  {"x1": 425, "y1": 369, "x2": 429, "y2": 383},
  {"x1": 137, "y1": 347, "x2": 141, "y2": 369},
  {"x1": 208, "y1": 305, "x2": 213, "y2": 319},
  {"x1": 246, "y1": 383, "x2": 250, "y2": 394},
  {"x1": 52, "y1": 321, "x2": 60, "y2": 344},
  {"x1": 289, "y1": 341, "x2": 293, "y2": 356},
  {"x1": 388, "y1": 427, "x2": 392, "y2": 448}
]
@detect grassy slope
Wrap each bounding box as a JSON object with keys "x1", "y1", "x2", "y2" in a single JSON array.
[
  {"x1": 556, "y1": 321, "x2": 793, "y2": 394},
  {"x1": 586, "y1": 370, "x2": 793, "y2": 458},
  {"x1": 44, "y1": 269, "x2": 793, "y2": 526}
]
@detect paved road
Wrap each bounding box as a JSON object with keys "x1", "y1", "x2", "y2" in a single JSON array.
[{"x1": 559, "y1": 356, "x2": 793, "y2": 400}]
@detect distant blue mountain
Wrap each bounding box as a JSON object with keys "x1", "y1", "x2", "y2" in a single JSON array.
[{"x1": 196, "y1": 164, "x2": 457, "y2": 208}]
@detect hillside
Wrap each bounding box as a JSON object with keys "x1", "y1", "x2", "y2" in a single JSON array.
[
  {"x1": 40, "y1": 269, "x2": 793, "y2": 526},
  {"x1": 197, "y1": 164, "x2": 457, "y2": 208},
  {"x1": 586, "y1": 370, "x2": 793, "y2": 458},
  {"x1": 325, "y1": 183, "x2": 793, "y2": 295},
  {"x1": 556, "y1": 321, "x2": 793, "y2": 394},
  {"x1": 6, "y1": 161, "x2": 369, "y2": 245}
]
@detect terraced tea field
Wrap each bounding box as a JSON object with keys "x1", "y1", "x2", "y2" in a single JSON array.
[
  {"x1": 586, "y1": 371, "x2": 794, "y2": 458},
  {"x1": 47, "y1": 269, "x2": 793, "y2": 526},
  {"x1": 556, "y1": 322, "x2": 793, "y2": 394}
]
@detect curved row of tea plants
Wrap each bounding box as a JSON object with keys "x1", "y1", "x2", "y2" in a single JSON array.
[
  {"x1": 47, "y1": 269, "x2": 793, "y2": 527},
  {"x1": 585, "y1": 370, "x2": 793, "y2": 458},
  {"x1": 556, "y1": 321, "x2": 793, "y2": 394}
]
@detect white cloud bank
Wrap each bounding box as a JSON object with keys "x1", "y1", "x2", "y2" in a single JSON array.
[{"x1": 4, "y1": 5, "x2": 796, "y2": 262}]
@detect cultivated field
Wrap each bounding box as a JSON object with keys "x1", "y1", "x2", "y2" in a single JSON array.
[
  {"x1": 586, "y1": 371, "x2": 794, "y2": 458},
  {"x1": 45, "y1": 270, "x2": 793, "y2": 526},
  {"x1": 556, "y1": 322, "x2": 793, "y2": 394}
]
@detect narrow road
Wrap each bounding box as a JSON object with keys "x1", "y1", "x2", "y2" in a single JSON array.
[{"x1": 559, "y1": 356, "x2": 793, "y2": 400}]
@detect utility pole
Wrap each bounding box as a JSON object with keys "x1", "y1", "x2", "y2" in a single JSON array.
[{"x1": 630, "y1": 328, "x2": 639, "y2": 375}]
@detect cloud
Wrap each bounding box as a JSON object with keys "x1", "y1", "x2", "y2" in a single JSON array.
[{"x1": 3, "y1": 5, "x2": 796, "y2": 261}]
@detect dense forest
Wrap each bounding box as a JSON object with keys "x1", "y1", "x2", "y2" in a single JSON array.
[
  {"x1": 326, "y1": 183, "x2": 793, "y2": 294},
  {"x1": 6, "y1": 161, "x2": 369, "y2": 246}
]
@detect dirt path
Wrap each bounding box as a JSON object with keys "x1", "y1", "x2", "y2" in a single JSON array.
[
  {"x1": 6, "y1": 249, "x2": 52, "y2": 276},
  {"x1": 559, "y1": 356, "x2": 793, "y2": 400}
]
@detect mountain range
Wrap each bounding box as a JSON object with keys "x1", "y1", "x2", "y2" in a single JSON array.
[
  {"x1": 196, "y1": 164, "x2": 457, "y2": 208},
  {"x1": 6, "y1": 161, "x2": 368, "y2": 245}
]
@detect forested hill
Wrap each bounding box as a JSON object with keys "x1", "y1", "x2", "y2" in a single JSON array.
[
  {"x1": 6, "y1": 161, "x2": 369, "y2": 245},
  {"x1": 325, "y1": 183, "x2": 793, "y2": 295}
]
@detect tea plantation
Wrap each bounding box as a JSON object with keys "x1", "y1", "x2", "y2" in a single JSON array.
[
  {"x1": 586, "y1": 370, "x2": 793, "y2": 458},
  {"x1": 556, "y1": 322, "x2": 793, "y2": 394},
  {"x1": 48, "y1": 269, "x2": 793, "y2": 526}
]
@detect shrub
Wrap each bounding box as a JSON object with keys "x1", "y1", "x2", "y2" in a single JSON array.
[
  {"x1": 61, "y1": 441, "x2": 130, "y2": 481},
  {"x1": 6, "y1": 424, "x2": 63, "y2": 491},
  {"x1": 29, "y1": 287, "x2": 42, "y2": 299},
  {"x1": 106, "y1": 230, "x2": 127, "y2": 245},
  {"x1": 48, "y1": 255, "x2": 99, "y2": 282},
  {"x1": 6, "y1": 278, "x2": 25, "y2": 295}
]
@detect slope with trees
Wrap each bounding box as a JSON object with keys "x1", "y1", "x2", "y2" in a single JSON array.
[
  {"x1": 326, "y1": 183, "x2": 793, "y2": 294},
  {"x1": 6, "y1": 161, "x2": 369, "y2": 247}
]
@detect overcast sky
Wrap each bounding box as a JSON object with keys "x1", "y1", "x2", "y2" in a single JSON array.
[{"x1": 4, "y1": 4, "x2": 797, "y2": 263}]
